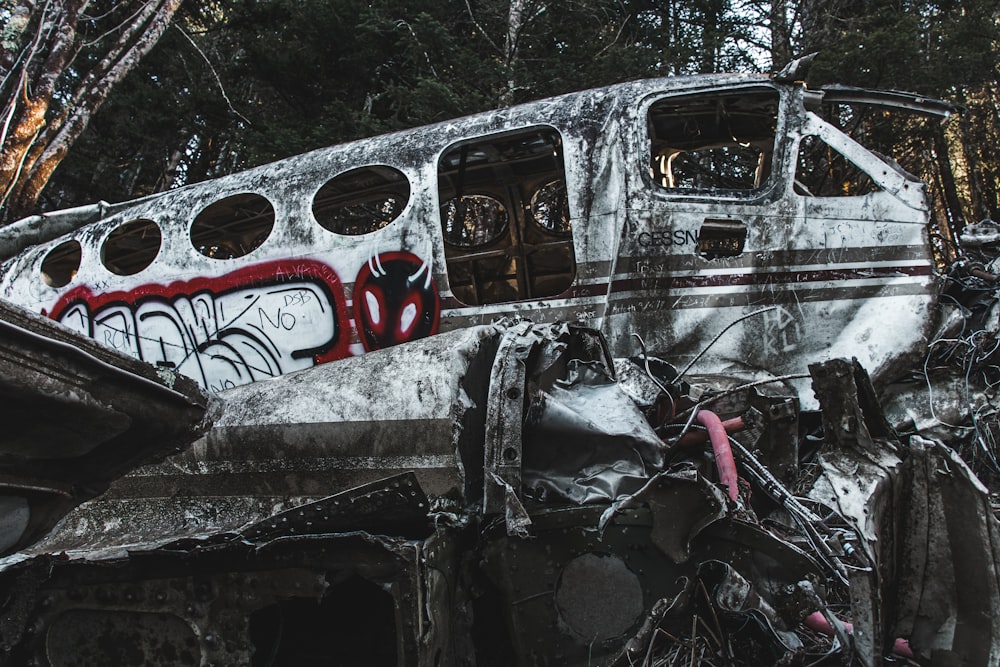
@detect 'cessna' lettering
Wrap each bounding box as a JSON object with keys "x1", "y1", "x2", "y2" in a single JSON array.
[{"x1": 637, "y1": 230, "x2": 699, "y2": 247}]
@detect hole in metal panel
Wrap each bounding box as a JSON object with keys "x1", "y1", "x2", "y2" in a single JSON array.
[
  {"x1": 101, "y1": 219, "x2": 161, "y2": 275},
  {"x1": 697, "y1": 218, "x2": 747, "y2": 259},
  {"x1": 40, "y1": 240, "x2": 82, "y2": 287},
  {"x1": 190, "y1": 193, "x2": 274, "y2": 259},
  {"x1": 312, "y1": 165, "x2": 410, "y2": 236},
  {"x1": 249, "y1": 575, "x2": 397, "y2": 666}
]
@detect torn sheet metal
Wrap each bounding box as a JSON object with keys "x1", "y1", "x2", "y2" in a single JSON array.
[
  {"x1": 807, "y1": 358, "x2": 1000, "y2": 666},
  {"x1": 0, "y1": 315, "x2": 999, "y2": 665},
  {"x1": 0, "y1": 474, "x2": 438, "y2": 666},
  {"x1": 0, "y1": 298, "x2": 206, "y2": 557},
  {"x1": 521, "y1": 358, "x2": 666, "y2": 505},
  {"x1": 876, "y1": 222, "x2": 1000, "y2": 479}
]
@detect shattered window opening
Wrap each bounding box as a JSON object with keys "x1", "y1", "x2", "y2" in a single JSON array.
[
  {"x1": 249, "y1": 575, "x2": 397, "y2": 666},
  {"x1": 101, "y1": 219, "x2": 162, "y2": 276},
  {"x1": 438, "y1": 127, "x2": 576, "y2": 306},
  {"x1": 312, "y1": 165, "x2": 410, "y2": 236},
  {"x1": 698, "y1": 218, "x2": 747, "y2": 259},
  {"x1": 649, "y1": 89, "x2": 779, "y2": 193},
  {"x1": 530, "y1": 179, "x2": 572, "y2": 235},
  {"x1": 440, "y1": 194, "x2": 508, "y2": 247},
  {"x1": 40, "y1": 239, "x2": 82, "y2": 288},
  {"x1": 795, "y1": 134, "x2": 879, "y2": 197},
  {"x1": 190, "y1": 193, "x2": 275, "y2": 260}
]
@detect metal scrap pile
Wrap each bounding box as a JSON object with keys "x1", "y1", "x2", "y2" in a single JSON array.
[
  {"x1": 885, "y1": 218, "x2": 1000, "y2": 482},
  {"x1": 1, "y1": 312, "x2": 1000, "y2": 666}
]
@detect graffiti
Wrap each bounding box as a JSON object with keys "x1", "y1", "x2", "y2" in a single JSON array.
[
  {"x1": 48, "y1": 260, "x2": 351, "y2": 393},
  {"x1": 761, "y1": 304, "x2": 803, "y2": 356},
  {"x1": 45, "y1": 255, "x2": 443, "y2": 392},
  {"x1": 353, "y1": 251, "x2": 440, "y2": 351}
]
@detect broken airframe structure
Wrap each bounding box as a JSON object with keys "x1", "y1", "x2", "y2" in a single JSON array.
[
  {"x1": 1, "y1": 65, "x2": 1000, "y2": 665},
  {"x1": 2, "y1": 313, "x2": 1000, "y2": 666}
]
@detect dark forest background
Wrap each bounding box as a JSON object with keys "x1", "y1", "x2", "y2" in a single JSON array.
[{"x1": 2, "y1": 0, "x2": 999, "y2": 251}]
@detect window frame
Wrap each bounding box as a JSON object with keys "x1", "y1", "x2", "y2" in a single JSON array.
[{"x1": 640, "y1": 83, "x2": 788, "y2": 202}]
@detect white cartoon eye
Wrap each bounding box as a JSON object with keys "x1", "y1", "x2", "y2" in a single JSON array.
[
  {"x1": 400, "y1": 302, "x2": 417, "y2": 334},
  {"x1": 365, "y1": 290, "x2": 381, "y2": 325}
]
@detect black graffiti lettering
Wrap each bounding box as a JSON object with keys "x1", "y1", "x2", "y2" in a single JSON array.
[
  {"x1": 637, "y1": 229, "x2": 698, "y2": 247},
  {"x1": 103, "y1": 327, "x2": 130, "y2": 350},
  {"x1": 258, "y1": 307, "x2": 296, "y2": 331},
  {"x1": 283, "y1": 290, "x2": 313, "y2": 307},
  {"x1": 209, "y1": 378, "x2": 237, "y2": 393}
]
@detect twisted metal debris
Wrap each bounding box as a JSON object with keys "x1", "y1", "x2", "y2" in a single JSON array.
[{"x1": 0, "y1": 310, "x2": 998, "y2": 666}]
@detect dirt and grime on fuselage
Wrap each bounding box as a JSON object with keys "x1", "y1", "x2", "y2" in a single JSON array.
[{"x1": 0, "y1": 70, "x2": 998, "y2": 665}]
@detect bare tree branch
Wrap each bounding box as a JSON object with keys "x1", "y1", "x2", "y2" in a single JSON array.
[
  {"x1": 463, "y1": 0, "x2": 502, "y2": 54},
  {"x1": 0, "y1": 0, "x2": 85, "y2": 209},
  {"x1": 174, "y1": 23, "x2": 250, "y2": 125}
]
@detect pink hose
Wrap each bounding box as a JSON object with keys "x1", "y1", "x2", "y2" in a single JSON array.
[
  {"x1": 696, "y1": 410, "x2": 740, "y2": 502},
  {"x1": 676, "y1": 416, "x2": 745, "y2": 448},
  {"x1": 804, "y1": 611, "x2": 915, "y2": 659}
]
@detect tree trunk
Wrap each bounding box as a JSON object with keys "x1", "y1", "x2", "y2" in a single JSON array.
[
  {"x1": 500, "y1": 0, "x2": 534, "y2": 107},
  {"x1": 0, "y1": 0, "x2": 181, "y2": 224},
  {"x1": 770, "y1": 0, "x2": 791, "y2": 69},
  {"x1": 933, "y1": 124, "x2": 966, "y2": 241},
  {"x1": 0, "y1": 0, "x2": 88, "y2": 215},
  {"x1": 956, "y1": 90, "x2": 988, "y2": 224}
]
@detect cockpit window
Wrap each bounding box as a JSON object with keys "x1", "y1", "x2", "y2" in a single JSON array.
[
  {"x1": 649, "y1": 89, "x2": 779, "y2": 193},
  {"x1": 795, "y1": 134, "x2": 879, "y2": 197}
]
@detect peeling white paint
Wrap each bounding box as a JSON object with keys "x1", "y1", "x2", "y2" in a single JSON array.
[{"x1": 0, "y1": 75, "x2": 946, "y2": 406}]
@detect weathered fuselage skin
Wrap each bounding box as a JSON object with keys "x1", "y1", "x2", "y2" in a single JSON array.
[{"x1": 0, "y1": 74, "x2": 938, "y2": 406}]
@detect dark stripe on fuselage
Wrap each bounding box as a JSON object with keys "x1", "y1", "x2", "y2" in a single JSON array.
[
  {"x1": 606, "y1": 263, "x2": 932, "y2": 293},
  {"x1": 439, "y1": 253, "x2": 933, "y2": 323},
  {"x1": 605, "y1": 281, "x2": 931, "y2": 313}
]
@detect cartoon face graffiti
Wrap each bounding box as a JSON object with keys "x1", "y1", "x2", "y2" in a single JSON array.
[{"x1": 353, "y1": 252, "x2": 440, "y2": 351}]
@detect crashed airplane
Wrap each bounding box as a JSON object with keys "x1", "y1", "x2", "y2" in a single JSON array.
[
  {"x1": 0, "y1": 70, "x2": 955, "y2": 402},
  {"x1": 0, "y1": 67, "x2": 999, "y2": 666}
]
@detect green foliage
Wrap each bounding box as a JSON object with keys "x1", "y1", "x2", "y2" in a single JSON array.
[
  {"x1": 805, "y1": 0, "x2": 999, "y2": 94},
  {"x1": 38, "y1": 0, "x2": 1000, "y2": 236}
]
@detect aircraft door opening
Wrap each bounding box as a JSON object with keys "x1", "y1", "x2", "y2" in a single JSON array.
[{"x1": 438, "y1": 127, "x2": 576, "y2": 306}]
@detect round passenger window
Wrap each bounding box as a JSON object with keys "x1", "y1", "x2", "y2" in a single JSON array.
[
  {"x1": 312, "y1": 166, "x2": 409, "y2": 235},
  {"x1": 101, "y1": 219, "x2": 161, "y2": 275},
  {"x1": 530, "y1": 180, "x2": 571, "y2": 235},
  {"x1": 191, "y1": 193, "x2": 274, "y2": 259},
  {"x1": 40, "y1": 239, "x2": 82, "y2": 287},
  {"x1": 441, "y1": 195, "x2": 508, "y2": 247}
]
